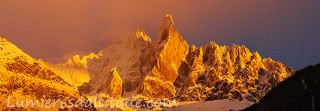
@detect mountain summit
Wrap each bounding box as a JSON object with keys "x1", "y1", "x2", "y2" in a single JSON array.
[
  {"x1": 156, "y1": 14, "x2": 177, "y2": 44},
  {"x1": 136, "y1": 28, "x2": 151, "y2": 42},
  {"x1": 159, "y1": 14, "x2": 175, "y2": 31},
  {"x1": 0, "y1": 15, "x2": 295, "y2": 110},
  {"x1": 72, "y1": 15, "x2": 294, "y2": 102}
]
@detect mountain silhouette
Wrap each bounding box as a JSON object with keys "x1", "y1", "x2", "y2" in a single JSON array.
[{"x1": 244, "y1": 63, "x2": 320, "y2": 111}]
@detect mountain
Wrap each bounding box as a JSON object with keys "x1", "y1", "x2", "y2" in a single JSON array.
[
  {"x1": 0, "y1": 15, "x2": 295, "y2": 110},
  {"x1": 0, "y1": 36, "x2": 95, "y2": 110},
  {"x1": 42, "y1": 53, "x2": 100, "y2": 87},
  {"x1": 68, "y1": 15, "x2": 294, "y2": 103},
  {"x1": 244, "y1": 63, "x2": 320, "y2": 111},
  {"x1": 75, "y1": 27, "x2": 153, "y2": 98}
]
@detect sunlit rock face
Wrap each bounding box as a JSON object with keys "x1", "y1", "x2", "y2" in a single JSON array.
[
  {"x1": 0, "y1": 36, "x2": 95, "y2": 110},
  {"x1": 178, "y1": 42, "x2": 293, "y2": 101},
  {"x1": 106, "y1": 67, "x2": 123, "y2": 98},
  {"x1": 139, "y1": 76, "x2": 176, "y2": 99},
  {"x1": 42, "y1": 53, "x2": 100, "y2": 87},
  {"x1": 0, "y1": 15, "x2": 295, "y2": 110},
  {"x1": 151, "y1": 14, "x2": 190, "y2": 83},
  {"x1": 77, "y1": 28, "x2": 153, "y2": 97},
  {"x1": 80, "y1": 67, "x2": 123, "y2": 98},
  {"x1": 66, "y1": 15, "x2": 293, "y2": 101},
  {"x1": 138, "y1": 15, "x2": 293, "y2": 101},
  {"x1": 139, "y1": 15, "x2": 190, "y2": 98}
]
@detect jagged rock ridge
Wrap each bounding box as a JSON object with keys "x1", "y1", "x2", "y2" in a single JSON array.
[
  {"x1": 77, "y1": 28, "x2": 153, "y2": 97},
  {"x1": 0, "y1": 15, "x2": 294, "y2": 110},
  {"x1": 61, "y1": 15, "x2": 293, "y2": 102}
]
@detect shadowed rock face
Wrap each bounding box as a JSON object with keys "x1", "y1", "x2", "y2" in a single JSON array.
[
  {"x1": 77, "y1": 28, "x2": 153, "y2": 96},
  {"x1": 139, "y1": 15, "x2": 190, "y2": 98},
  {"x1": 107, "y1": 67, "x2": 123, "y2": 99},
  {"x1": 151, "y1": 14, "x2": 189, "y2": 83},
  {"x1": 87, "y1": 67, "x2": 123, "y2": 98},
  {"x1": 244, "y1": 64, "x2": 320, "y2": 111},
  {"x1": 72, "y1": 15, "x2": 293, "y2": 101}
]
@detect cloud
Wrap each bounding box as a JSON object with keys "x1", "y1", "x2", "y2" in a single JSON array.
[{"x1": 0, "y1": 0, "x2": 320, "y2": 69}]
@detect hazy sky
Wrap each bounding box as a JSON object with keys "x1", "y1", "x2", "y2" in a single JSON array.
[{"x1": 0, "y1": 0, "x2": 319, "y2": 70}]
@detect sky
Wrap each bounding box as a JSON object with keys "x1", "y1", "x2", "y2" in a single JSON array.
[{"x1": 0, "y1": 0, "x2": 319, "y2": 70}]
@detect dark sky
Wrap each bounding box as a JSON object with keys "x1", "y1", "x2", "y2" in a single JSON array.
[{"x1": 0, "y1": 0, "x2": 319, "y2": 70}]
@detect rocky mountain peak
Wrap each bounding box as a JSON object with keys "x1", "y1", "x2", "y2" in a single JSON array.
[
  {"x1": 135, "y1": 28, "x2": 151, "y2": 42},
  {"x1": 57, "y1": 15, "x2": 293, "y2": 103},
  {"x1": 162, "y1": 14, "x2": 174, "y2": 28},
  {"x1": 150, "y1": 15, "x2": 189, "y2": 82},
  {"x1": 156, "y1": 14, "x2": 177, "y2": 44},
  {"x1": 0, "y1": 15, "x2": 298, "y2": 110},
  {"x1": 108, "y1": 67, "x2": 123, "y2": 98}
]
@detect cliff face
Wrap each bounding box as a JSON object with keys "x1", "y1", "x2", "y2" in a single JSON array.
[
  {"x1": 106, "y1": 67, "x2": 123, "y2": 99},
  {"x1": 60, "y1": 15, "x2": 293, "y2": 102},
  {"x1": 139, "y1": 15, "x2": 190, "y2": 98},
  {"x1": 177, "y1": 42, "x2": 293, "y2": 101},
  {"x1": 77, "y1": 28, "x2": 153, "y2": 97},
  {"x1": 173, "y1": 40, "x2": 294, "y2": 101},
  {"x1": 151, "y1": 15, "x2": 189, "y2": 83}
]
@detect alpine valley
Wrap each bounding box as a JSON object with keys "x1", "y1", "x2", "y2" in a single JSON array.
[{"x1": 0, "y1": 15, "x2": 296, "y2": 110}]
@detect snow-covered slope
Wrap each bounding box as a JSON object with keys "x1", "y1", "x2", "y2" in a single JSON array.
[
  {"x1": 169, "y1": 99, "x2": 253, "y2": 111},
  {"x1": 77, "y1": 28, "x2": 153, "y2": 97},
  {"x1": 0, "y1": 36, "x2": 94, "y2": 110}
]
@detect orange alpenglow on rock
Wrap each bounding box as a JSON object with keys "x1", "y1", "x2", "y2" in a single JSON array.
[
  {"x1": 152, "y1": 14, "x2": 189, "y2": 82},
  {"x1": 136, "y1": 28, "x2": 151, "y2": 42},
  {"x1": 107, "y1": 67, "x2": 123, "y2": 98},
  {"x1": 140, "y1": 76, "x2": 176, "y2": 99},
  {"x1": 141, "y1": 14, "x2": 190, "y2": 98},
  {"x1": 0, "y1": 36, "x2": 95, "y2": 110},
  {"x1": 0, "y1": 15, "x2": 296, "y2": 110},
  {"x1": 55, "y1": 15, "x2": 292, "y2": 101}
]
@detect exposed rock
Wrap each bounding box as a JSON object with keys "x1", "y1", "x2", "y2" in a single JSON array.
[
  {"x1": 139, "y1": 76, "x2": 176, "y2": 99},
  {"x1": 186, "y1": 47, "x2": 205, "y2": 87},
  {"x1": 0, "y1": 15, "x2": 296, "y2": 110},
  {"x1": 151, "y1": 14, "x2": 189, "y2": 83},
  {"x1": 140, "y1": 14, "x2": 189, "y2": 98},
  {"x1": 178, "y1": 84, "x2": 204, "y2": 101},
  {"x1": 0, "y1": 37, "x2": 95, "y2": 110},
  {"x1": 71, "y1": 15, "x2": 292, "y2": 102},
  {"x1": 178, "y1": 41, "x2": 293, "y2": 102},
  {"x1": 136, "y1": 28, "x2": 151, "y2": 42},
  {"x1": 206, "y1": 80, "x2": 233, "y2": 100},
  {"x1": 106, "y1": 67, "x2": 123, "y2": 98},
  {"x1": 85, "y1": 67, "x2": 123, "y2": 98},
  {"x1": 78, "y1": 28, "x2": 153, "y2": 97}
]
